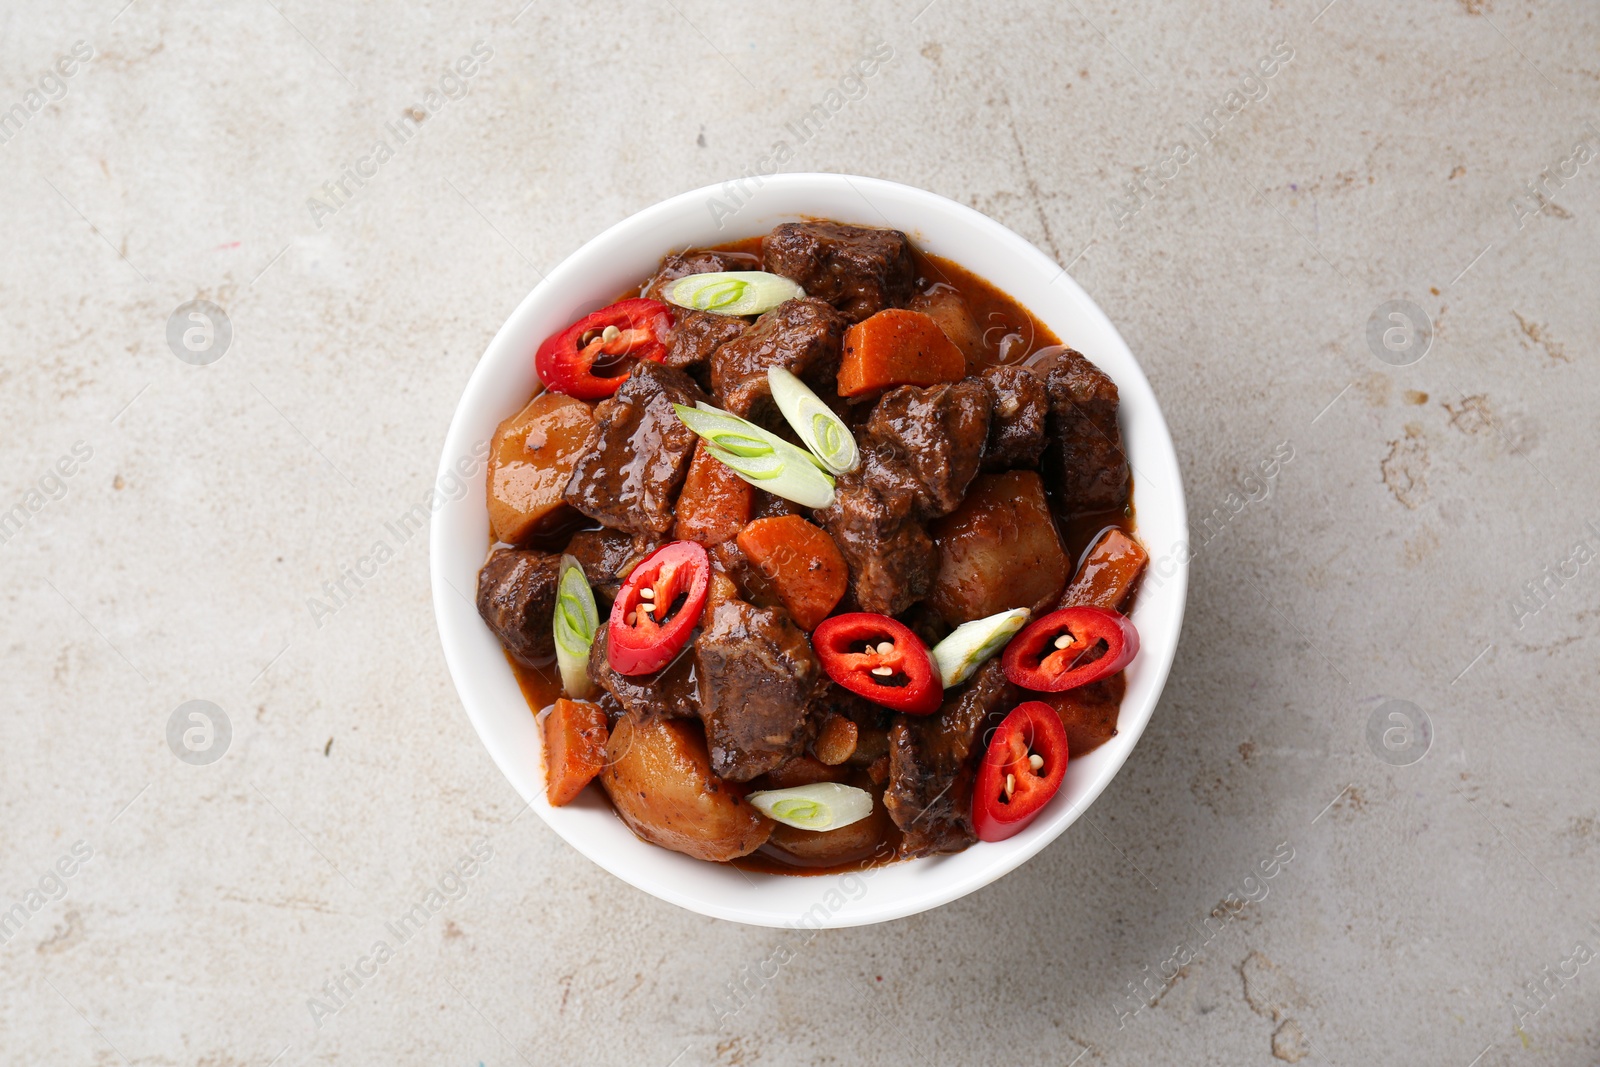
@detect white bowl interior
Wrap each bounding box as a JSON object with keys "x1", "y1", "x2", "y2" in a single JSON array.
[{"x1": 430, "y1": 174, "x2": 1187, "y2": 927}]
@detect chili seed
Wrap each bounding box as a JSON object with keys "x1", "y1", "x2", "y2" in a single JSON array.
[
  {"x1": 1004, "y1": 773, "x2": 1015, "y2": 799},
  {"x1": 601, "y1": 324, "x2": 621, "y2": 344},
  {"x1": 1054, "y1": 633, "x2": 1074, "y2": 650},
  {"x1": 626, "y1": 611, "x2": 637, "y2": 626},
  {"x1": 870, "y1": 666, "x2": 894, "y2": 677},
  {"x1": 637, "y1": 602, "x2": 655, "y2": 613},
  {"x1": 1029, "y1": 753, "x2": 1045, "y2": 771},
  {"x1": 638, "y1": 587, "x2": 655, "y2": 600},
  {"x1": 876, "y1": 641, "x2": 894, "y2": 655}
]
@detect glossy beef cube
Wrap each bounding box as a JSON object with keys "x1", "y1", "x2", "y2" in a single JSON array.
[
  {"x1": 563, "y1": 528, "x2": 661, "y2": 601},
  {"x1": 667, "y1": 310, "x2": 747, "y2": 371},
  {"x1": 763, "y1": 222, "x2": 916, "y2": 323},
  {"x1": 885, "y1": 659, "x2": 1018, "y2": 857},
  {"x1": 476, "y1": 548, "x2": 561, "y2": 666},
  {"x1": 562, "y1": 362, "x2": 708, "y2": 537},
  {"x1": 692, "y1": 599, "x2": 821, "y2": 782},
  {"x1": 1043, "y1": 350, "x2": 1128, "y2": 515},
  {"x1": 815, "y1": 460, "x2": 938, "y2": 618},
  {"x1": 813, "y1": 378, "x2": 991, "y2": 617},
  {"x1": 979, "y1": 364, "x2": 1048, "y2": 471},
  {"x1": 709, "y1": 297, "x2": 846, "y2": 420},
  {"x1": 641, "y1": 249, "x2": 761, "y2": 302},
  {"x1": 587, "y1": 624, "x2": 699, "y2": 721},
  {"x1": 862, "y1": 378, "x2": 992, "y2": 519}
]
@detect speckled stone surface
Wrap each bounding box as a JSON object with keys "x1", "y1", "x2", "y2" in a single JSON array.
[{"x1": 3, "y1": 1, "x2": 1599, "y2": 1063}]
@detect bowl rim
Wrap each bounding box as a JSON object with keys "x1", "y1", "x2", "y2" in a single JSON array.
[{"x1": 430, "y1": 172, "x2": 1188, "y2": 927}]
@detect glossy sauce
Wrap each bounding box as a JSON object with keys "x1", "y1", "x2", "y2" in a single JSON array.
[{"x1": 507, "y1": 652, "x2": 563, "y2": 717}]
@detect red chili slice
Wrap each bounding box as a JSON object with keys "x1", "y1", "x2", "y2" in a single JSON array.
[
  {"x1": 811, "y1": 613, "x2": 942, "y2": 716},
  {"x1": 1001, "y1": 606, "x2": 1139, "y2": 693},
  {"x1": 535, "y1": 298, "x2": 674, "y2": 400},
  {"x1": 607, "y1": 541, "x2": 710, "y2": 676},
  {"x1": 972, "y1": 701, "x2": 1069, "y2": 842}
]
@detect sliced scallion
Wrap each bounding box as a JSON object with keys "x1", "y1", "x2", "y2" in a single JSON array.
[
  {"x1": 930, "y1": 607, "x2": 1031, "y2": 688},
  {"x1": 672, "y1": 403, "x2": 836, "y2": 509},
  {"x1": 664, "y1": 271, "x2": 804, "y2": 317},
  {"x1": 551, "y1": 554, "x2": 599, "y2": 699},
  {"x1": 746, "y1": 782, "x2": 874, "y2": 831},
  {"x1": 767, "y1": 366, "x2": 860, "y2": 474}
]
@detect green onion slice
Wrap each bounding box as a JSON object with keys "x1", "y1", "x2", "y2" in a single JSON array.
[
  {"x1": 664, "y1": 271, "x2": 804, "y2": 317},
  {"x1": 930, "y1": 607, "x2": 1031, "y2": 688},
  {"x1": 672, "y1": 403, "x2": 836, "y2": 509},
  {"x1": 552, "y1": 554, "x2": 599, "y2": 699},
  {"x1": 767, "y1": 366, "x2": 860, "y2": 474},
  {"x1": 746, "y1": 782, "x2": 874, "y2": 831}
]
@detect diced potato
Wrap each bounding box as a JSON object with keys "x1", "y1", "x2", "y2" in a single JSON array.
[
  {"x1": 908, "y1": 285, "x2": 984, "y2": 368},
  {"x1": 487, "y1": 391, "x2": 593, "y2": 545},
  {"x1": 929, "y1": 470, "x2": 1068, "y2": 625},
  {"x1": 768, "y1": 792, "x2": 894, "y2": 866},
  {"x1": 599, "y1": 715, "x2": 772, "y2": 862}
]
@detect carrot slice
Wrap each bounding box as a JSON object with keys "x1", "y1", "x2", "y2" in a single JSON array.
[
  {"x1": 543, "y1": 698, "x2": 609, "y2": 806},
  {"x1": 673, "y1": 440, "x2": 755, "y2": 545},
  {"x1": 734, "y1": 515, "x2": 848, "y2": 631},
  {"x1": 1059, "y1": 527, "x2": 1148, "y2": 612},
  {"x1": 837, "y1": 309, "x2": 967, "y2": 397}
]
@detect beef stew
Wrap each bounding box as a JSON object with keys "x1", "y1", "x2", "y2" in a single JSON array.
[{"x1": 478, "y1": 220, "x2": 1144, "y2": 874}]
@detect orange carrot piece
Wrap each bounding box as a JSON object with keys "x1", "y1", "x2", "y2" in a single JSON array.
[
  {"x1": 1059, "y1": 527, "x2": 1148, "y2": 612},
  {"x1": 543, "y1": 698, "x2": 609, "y2": 806},
  {"x1": 734, "y1": 515, "x2": 849, "y2": 631},
  {"x1": 674, "y1": 441, "x2": 755, "y2": 545},
  {"x1": 837, "y1": 308, "x2": 967, "y2": 397}
]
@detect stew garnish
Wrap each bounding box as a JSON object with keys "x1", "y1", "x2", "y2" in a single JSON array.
[
  {"x1": 536, "y1": 297, "x2": 674, "y2": 399},
  {"x1": 1001, "y1": 606, "x2": 1139, "y2": 693},
  {"x1": 606, "y1": 540, "x2": 710, "y2": 675},
  {"x1": 971, "y1": 701, "x2": 1068, "y2": 842},
  {"x1": 812, "y1": 613, "x2": 942, "y2": 715}
]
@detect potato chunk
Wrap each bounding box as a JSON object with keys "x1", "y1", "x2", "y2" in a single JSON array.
[
  {"x1": 599, "y1": 715, "x2": 773, "y2": 862},
  {"x1": 487, "y1": 391, "x2": 593, "y2": 545},
  {"x1": 768, "y1": 798, "x2": 893, "y2": 867},
  {"x1": 929, "y1": 470, "x2": 1068, "y2": 625}
]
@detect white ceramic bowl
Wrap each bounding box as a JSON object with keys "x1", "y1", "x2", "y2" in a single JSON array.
[{"x1": 431, "y1": 174, "x2": 1187, "y2": 928}]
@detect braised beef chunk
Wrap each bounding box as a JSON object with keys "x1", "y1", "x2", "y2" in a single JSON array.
[
  {"x1": 813, "y1": 379, "x2": 989, "y2": 616},
  {"x1": 816, "y1": 463, "x2": 937, "y2": 616},
  {"x1": 476, "y1": 548, "x2": 561, "y2": 666},
  {"x1": 667, "y1": 310, "x2": 747, "y2": 371},
  {"x1": 885, "y1": 659, "x2": 1018, "y2": 857},
  {"x1": 588, "y1": 624, "x2": 699, "y2": 720},
  {"x1": 709, "y1": 297, "x2": 846, "y2": 420},
  {"x1": 750, "y1": 490, "x2": 805, "y2": 520},
  {"x1": 693, "y1": 599, "x2": 821, "y2": 781},
  {"x1": 1044, "y1": 350, "x2": 1128, "y2": 513},
  {"x1": 564, "y1": 528, "x2": 660, "y2": 600},
  {"x1": 864, "y1": 379, "x2": 992, "y2": 518},
  {"x1": 642, "y1": 249, "x2": 761, "y2": 302},
  {"x1": 563, "y1": 362, "x2": 708, "y2": 536},
  {"x1": 763, "y1": 222, "x2": 916, "y2": 323},
  {"x1": 980, "y1": 364, "x2": 1049, "y2": 471}
]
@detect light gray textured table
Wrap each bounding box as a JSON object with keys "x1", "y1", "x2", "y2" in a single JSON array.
[{"x1": 3, "y1": 1, "x2": 1598, "y2": 1063}]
